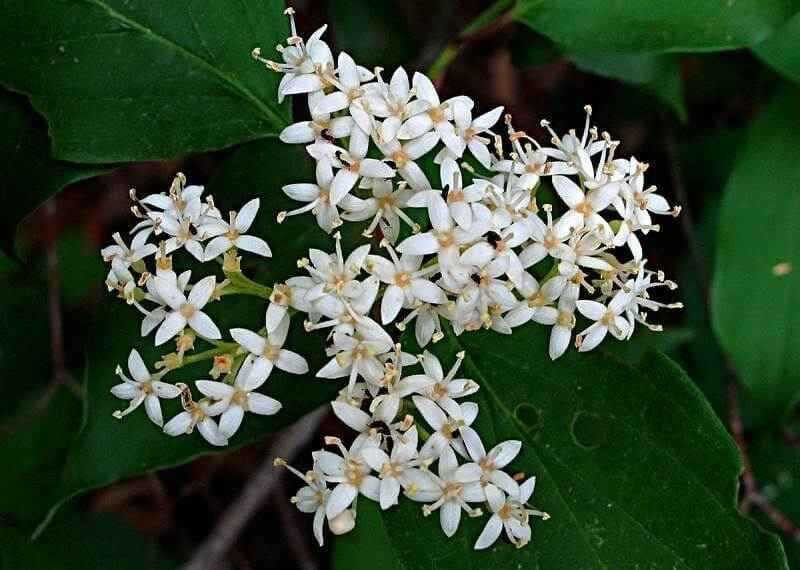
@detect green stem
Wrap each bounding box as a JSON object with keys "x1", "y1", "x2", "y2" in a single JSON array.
[
  {"x1": 179, "y1": 343, "x2": 238, "y2": 368},
  {"x1": 221, "y1": 271, "x2": 272, "y2": 300}
]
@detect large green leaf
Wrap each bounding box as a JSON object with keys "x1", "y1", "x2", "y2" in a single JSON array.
[
  {"x1": 335, "y1": 325, "x2": 788, "y2": 568},
  {"x1": 514, "y1": 0, "x2": 798, "y2": 53},
  {"x1": 0, "y1": 90, "x2": 105, "y2": 256},
  {"x1": 754, "y1": 12, "x2": 800, "y2": 84},
  {"x1": 712, "y1": 88, "x2": 800, "y2": 418},
  {"x1": 0, "y1": 0, "x2": 290, "y2": 163},
  {"x1": 32, "y1": 139, "x2": 348, "y2": 534}
]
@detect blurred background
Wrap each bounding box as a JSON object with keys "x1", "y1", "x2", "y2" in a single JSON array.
[{"x1": 2, "y1": 0, "x2": 799, "y2": 568}]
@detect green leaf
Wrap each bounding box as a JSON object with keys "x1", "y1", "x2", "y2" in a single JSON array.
[
  {"x1": 0, "y1": 91, "x2": 105, "y2": 256},
  {"x1": 1, "y1": 511, "x2": 175, "y2": 568},
  {"x1": 569, "y1": 54, "x2": 687, "y2": 121},
  {"x1": 33, "y1": 139, "x2": 349, "y2": 534},
  {"x1": 711, "y1": 88, "x2": 800, "y2": 418},
  {"x1": 0, "y1": 386, "x2": 81, "y2": 528},
  {"x1": 514, "y1": 0, "x2": 798, "y2": 53},
  {"x1": 335, "y1": 325, "x2": 788, "y2": 569},
  {"x1": 754, "y1": 12, "x2": 800, "y2": 84},
  {"x1": 0, "y1": 0, "x2": 290, "y2": 163}
]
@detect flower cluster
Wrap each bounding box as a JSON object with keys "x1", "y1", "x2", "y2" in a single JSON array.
[
  {"x1": 100, "y1": 6, "x2": 682, "y2": 553},
  {"x1": 277, "y1": 348, "x2": 548, "y2": 549},
  {"x1": 256, "y1": 9, "x2": 682, "y2": 360},
  {"x1": 103, "y1": 178, "x2": 305, "y2": 446}
]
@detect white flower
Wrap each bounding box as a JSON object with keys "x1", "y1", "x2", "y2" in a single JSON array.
[
  {"x1": 551, "y1": 175, "x2": 619, "y2": 238},
  {"x1": 101, "y1": 231, "x2": 157, "y2": 268},
  {"x1": 360, "y1": 426, "x2": 423, "y2": 509},
  {"x1": 407, "y1": 446, "x2": 483, "y2": 537},
  {"x1": 255, "y1": 14, "x2": 335, "y2": 102},
  {"x1": 140, "y1": 270, "x2": 192, "y2": 336},
  {"x1": 396, "y1": 73, "x2": 469, "y2": 141},
  {"x1": 265, "y1": 277, "x2": 317, "y2": 333},
  {"x1": 441, "y1": 101, "x2": 503, "y2": 168},
  {"x1": 317, "y1": 327, "x2": 394, "y2": 394},
  {"x1": 539, "y1": 106, "x2": 605, "y2": 179},
  {"x1": 413, "y1": 395, "x2": 479, "y2": 460},
  {"x1": 280, "y1": 90, "x2": 354, "y2": 144},
  {"x1": 327, "y1": 127, "x2": 396, "y2": 206},
  {"x1": 438, "y1": 159, "x2": 487, "y2": 230},
  {"x1": 283, "y1": 157, "x2": 349, "y2": 233},
  {"x1": 505, "y1": 272, "x2": 566, "y2": 328},
  {"x1": 110, "y1": 349, "x2": 181, "y2": 426},
  {"x1": 194, "y1": 356, "x2": 283, "y2": 439},
  {"x1": 474, "y1": 478, "x2": 549, "y2": 550},
  {"x1": 519, "y1": 204, "x2": 572, "y2": 268},
  {"x1": 365, "y1": 67, "x2": 428, "y2": 142},
  {"x1": 201, "y1": 198, "x2": 272, "y2": 260},
  {"x1": 575, "y1": 286, "x2": 633, "y2": 352},
  {"x1": 458, "y1": 434, "x2": 522, "y2": 500},
  {"x1": 397, "y1": 193, "x2": 487, "y2": 278},
  {"x1": 365, "y1": 245, "x2": 446, "y2": 324},
  {"x1": 314, "y1": 437, "x2": 380, "y2": 520},
  {"x1": 230, "y1": 314, "x2": 309, "y2": 382},
  {"x1": 376, "y1": 131, "x2": 439, "y2": 190},
  {"x1": 302, "y1": 237, "x2": 371, "y2": 304},
  {"x1": 410, "y1": 351, "x2": 478, "y2": 411},
  {"x1": 151, "y1": 275, "x2": 221, "y2": 345},
  {"x1": 340, "y1": 179, "x2": 418, "y2": 243},
  {"x1": 163, "y1": 386, "x2": 228, "y2": 446},
  {"x1": 548, "y1": 286, "x2": 578, "y2": 360},
  {"x1": 305, "y1": 279, "x2": 379, "y2": 335},
  {"x1": 311, "y1": 51, "x2": 374, "y2": 133},
  {"x1": 277, "y1": 458, "x2": 330, "y2": 546}
]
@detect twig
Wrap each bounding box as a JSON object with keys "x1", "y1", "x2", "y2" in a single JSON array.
[
  {"x1": 729, "y1": 383, "x2": 800, "y2": 541},
  {"x1": 184, "y1": 406, "x2": 328, "y2": 570},
  {"x1": 664, "y1": 124, "x2": 800, "y2": 542}
]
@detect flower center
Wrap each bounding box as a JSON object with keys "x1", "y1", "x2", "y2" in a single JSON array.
[
  {"x1": 428, "y1": 106, "x2": 445, "y2": 124},
  {"x1": 394, "y1": 271, "x2": 411, "y2": 288},
  {"x1": 556, "y1": 310, "x2": 575, "y2": 328},
  {"x1": 263, "y1": 343, "x2": 282, "y2": 361},
  {"x1": 575, "y1": 200, "x2": 593, "y2": 216},
  {"x1": 179, "y1": 303, "x2": 196, "y2": 319},
  {"x1": 436, "y1": 231, "x2": 455, "y2": 248},
  {"x1": 392, "y1": 150, "x2": 409, "y2": 167}
]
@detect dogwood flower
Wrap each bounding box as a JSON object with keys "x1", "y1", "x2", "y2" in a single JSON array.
[
  {"x1": 230, "y1": 314, "x2": 309, "y2": 382},
  {"x1": 317, "y1": 327, "x2": 395, "y2": 394},
  {"x1": 474, "y1": 478, "x2": 549, "y2": 550},
  {"x1": 365, "y1": 245, "x2": 446, "y2": 324},
  {"x1": 575, "y1": 286, "x2": 633, "y2": 352},
  {"x1": 442, "y1": 101, "x2": 503, "y2": 168},
  {"x1": 276, "y1": 458, "x2": 331, "y2": 546},
  {"x1": 194, "y1": 357, "x2": 283, "y2": 439},
  {"x1": 151, "y1": 275, "x2": 221, "y2": 345},
  {"x1": 280, "y1": 90, "x2": 354, "y2": 144},
  {"x1": 280, "y1": 158, "x2": 344, "y2": 233},
  {"x1": 314, "y1": 437, "x2": 380, "y2": 520},
  {"x1": 201, "y1": 198, "x2": 272, "y2": 260},
  {"x1": 408, "y1": 446, "x2": 483, "y2": 537},
  {"x1": 163, "y1": 384, "x2": 228, "y2": 446},
  {"x1": 413, "y1": 395, "x2": 479, "y2": 460},
  {"x1": 110, "y1": 349, "x2": 181, "y2": 426},
  {"x1": 411, "y1": 351, "x2": 479, "y2": 411},
  {"x1": 360, "y1": 426, "x2": 422, "y2": 509}
]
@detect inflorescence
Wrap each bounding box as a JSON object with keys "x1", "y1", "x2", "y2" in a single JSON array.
[{"x1": 101, "y1": 7, "x2": 681, "y2": 551}]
